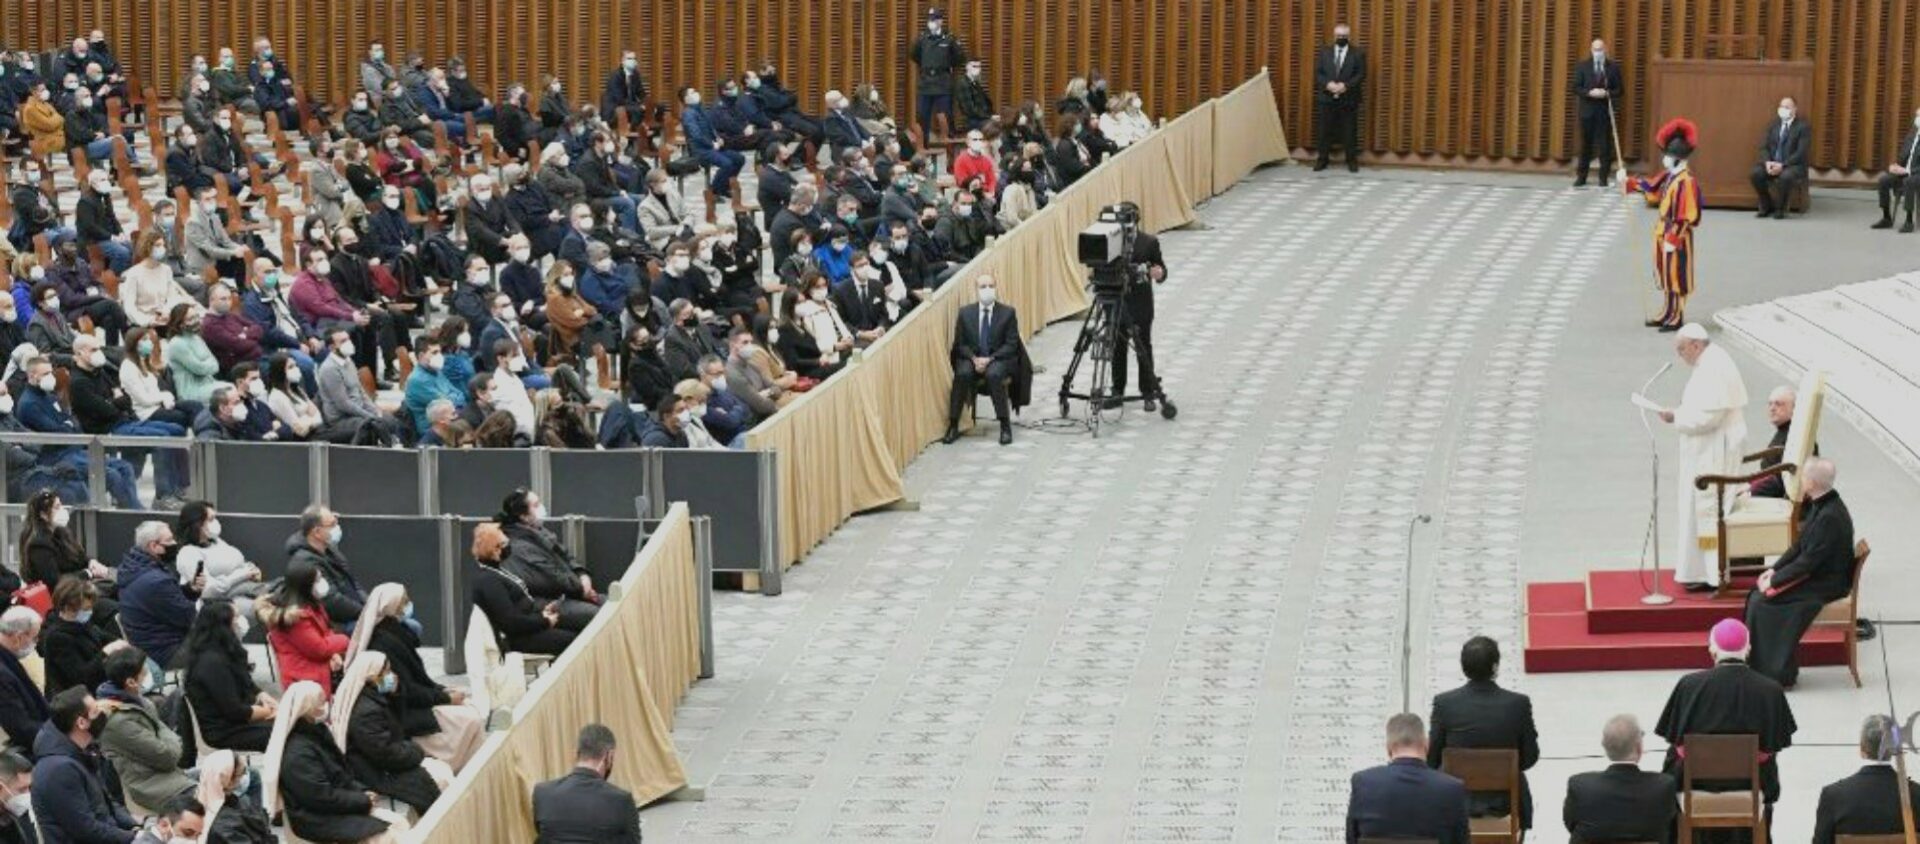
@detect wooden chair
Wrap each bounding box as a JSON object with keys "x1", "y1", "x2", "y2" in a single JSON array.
[
  {"x1": 1696, "y1": 369, "x2": 1826, "y2": 595},
  {"x1": 1440, "y1": 748, "x2": 1522, "y2": 843},
  {"x1": 1834, "y1": 835, "x2": 1908, "y2": 843},
  {"x1": 1678, "y1": 733, "x2": 1767, "y2": 843},
  {"x1": 1807, "y1": 539, "x2": 1871, "y2": 687}
]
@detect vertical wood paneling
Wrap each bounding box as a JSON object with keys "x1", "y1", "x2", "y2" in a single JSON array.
[{"x1": 5, "y1": 0, "x2": 1910, "y2": 175}]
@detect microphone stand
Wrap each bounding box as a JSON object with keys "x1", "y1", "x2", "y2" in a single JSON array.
[
  {"x1": 1402, "y1": 514, "x2": 1432, "y2": 713},
  {"x1": 1639, "y1": 363, "x2": 1674, "y2": 605}
]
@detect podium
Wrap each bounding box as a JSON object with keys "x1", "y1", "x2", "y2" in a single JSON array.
[{"x1": 1648, "y1": 57, "x2": 1814, "y2": 209}]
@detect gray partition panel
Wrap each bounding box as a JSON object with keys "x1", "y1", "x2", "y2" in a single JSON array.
[
  {"x1": 548, "y1": 450, "x2": 649, "y2": 518},
  {"x1": 329, "y1": 447, "x2": 423, "y2": 515},
  {"x1": 450, "y1": 517, "x2": 494, "y2": 672},
  {"x1": 210, "y1": 442, "x2": 311, "y2": 515},
  {"x1": 435, "y1": 450, "x2": 531, "y2": 517},
  {"x1": 656, "y1": 449, "x2": 764, "y2": 572},
  {"x1": 579, "y1": 518, "x2": 647, "y2": 589},
  {"x1": 331, "y1": 517, "x2": 447, "y2": 647}
]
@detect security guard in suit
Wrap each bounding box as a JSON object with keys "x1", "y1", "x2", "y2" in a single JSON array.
[{"x1": 1107, "y1": 206, "x2": 1169, "y2": 412}]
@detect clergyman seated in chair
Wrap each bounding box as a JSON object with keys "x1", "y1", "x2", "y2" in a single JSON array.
[{"x1": 1742, "y1": 456, "x2": 1854, "y2": 688}]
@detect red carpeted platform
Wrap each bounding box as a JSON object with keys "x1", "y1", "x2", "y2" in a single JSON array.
[{"x1": 1524, "y1": 571, "x2": 1848, "y2": 673}]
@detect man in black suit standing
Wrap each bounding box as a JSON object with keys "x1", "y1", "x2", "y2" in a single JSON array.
[
  {"x1": 1871, "y1": 106, "x2": 1920, "y2": 232},
  {"x1": 532, "y1": 723, "x2": 642, "y2": 843},
  {"x1": 1751, "y1": 96, "x2": 1811, "y2": 219},
  {"x1": 1813, "y1": 714, "x2": 1920, "y2": 843},
  {"x1": 1313, "y1": 23, "x2": 1366, "y2": 172},
  {"x1": 1348, "y1": 712, "x2": 1470, "y2": 844},
  {"x1": 1427, "y1": 636, "x2": 1540, "y2": 834},
  {"x1": 1571, "y1": 38, "x2": 1625, "y2": 187},
  {"x1": 1564, "y1": 714, "x2": 1678, "y2": 844},
  {"x1": 943, "y1": 273, "x2": 1019, "y2": 446}
]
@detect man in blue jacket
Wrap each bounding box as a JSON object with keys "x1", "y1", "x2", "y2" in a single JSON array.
[
  {"x1": 696, "y1": 354, "x2": 755, "y2": 447},
  {"x1": 576, "y1": 242, "x2": 632, "y2": 320},
  {"x1": 16, "y1": 356, "x2": 141, "y2": 509},
  {"x1": 31, "y1": 688, "x2": 137, "y2": 843},
  {"x1": 1347, "y1": 713, "x2": 1470, "y2": 843},
  {"x1": 679, "y1": 87, "x2": 745, "y2": 202},
  {"x1": 115, "y1": 521, "x2": 200, "y2": 670}
]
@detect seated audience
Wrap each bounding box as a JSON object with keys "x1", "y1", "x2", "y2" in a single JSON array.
[
  {"x1": 118, "y1": 520, "x2": 200, "y2": 669},
  {"x1": 0, "y1": 750, "x2": 32, "y2": 844},
  {"x1": 418, "y1": 398, "x2": 463, "y2": 447},
  {"x1": 348, "y1": 584, "x2": 484, "y2": 770},
  {"x1": 1346, "y1": 712, "x2": 1469, "y2": 844},
  {"x1": 1655, "y1": 619, "x2": 1795, "y2": 831},
  {"x1": 41, "y1": 576, "x2": 120, "y2": 696},
  {"x1": 18, "y1": 355, "x2": 143, "y2": 507},
  {"x1": 163, "y1": 302, "x2": 222, "y2": 406},
  {"x1": 17, "y1": 490, "x2": 113, "y2": 601},
  {"x1": 132, "y1": 793, "x2": 206, "y2": 844},
  {"x1": 266, "y1": 681, "x2": 411, "y2": 844},
  {"x1": 639, "y1": 394, "x2": 691, "y2": 448},
  {"x1": 195, "y1": 750, "x2": 274, "y2": 843},
  {"x1": 1744, "y1": 457, "x2": 1854, "y2": 687},
  {"x1": 69, "y1": 332, "x2": 190, "y2": 506},
  {"x1": 0, "y1": 608, "x2": 48, "y2": 755},
  {"x1": 1427, "y1": 636, "x2": 1539, "y2": 831},
  {"x1": 404, "y1": 336, "x2": 466, "y2": 438},
  {"x1": 287, "y1": 504, "x2": 369, "y2": 631},
  {"x1": 120, "y1": 326, "x2": 202, "y2": 434},
  {"x1": 795, "y1": 271, "x2": 856, "y2": 369},
  {"x1": 1751, "y1": 96, "x2": 1810, "y2": 219},
  {"x1": 181, "y1": 600, "x2": 278, "y2": 753},
  {"x1": 192, "y1": 384, "x2": 259, "y2": 442},
  {"x1": 330, "y1": 653, "x2": 447, "y2": 816},
  {"x1": 532, "y1": 724, "x2": 642, "y2": 844},
  {"x1": 497, "y1": 489, "x2": 601, "y2": 629},
  {"x1": 1813, "y1": 714, "x2": 1920, "y2": 843},
  {"x1": 175, "y1": 500, "x2": 267, "y2": 619},
  {"x1": 31, "y1": 688, "x2": 138, "y2": 841},
  {"x1": 95, "y1": 647, "x2": 197, "y2": 814},
  {"x1": 766, "y1": 295, "x2": 835, "y2": 383},
  {"x1": 1562, "y1": 714, "x2": 1676, "y2": 844},
  {"x1": 696, "y1": 353, "x2": 757, "y2": 446},
  {"x1": 470, "y1": 522, "x2": 577, "y2": 656},
  {"x1": 942, "y1": 274, "x2": 1019, "y2": 446}
]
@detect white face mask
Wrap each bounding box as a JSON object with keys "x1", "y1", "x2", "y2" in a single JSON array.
[
  {"x1": 151, "y1": 245, "x2": 167, "y2": 262},
  {"x1": 457, "y1": 332, "x2": 472, "y2": 348},
  {"x1": 52, "y1": 505, "x2": 69, "y2": 527},
  {"x1": 469, "y1": 270, "x2": 490, "y2": 286},
  {"x1": 978, "y1": 286, "x2": 998, "y2": 305},
  {"x1": 206, "y1": 518, "x2": 223, "y2": 539},
  {"x1": 890, "y1": 238, "x2": 909, "y2": 252},
  {"x1": 86, "y1": 350, "x2": 107, "y2": 368},
  {"x1": 382, "y1": 195, "x2": 401, "y2": 209},
  {"x1": 509, "y1": 356, "x2": 527, "y2": 373},
  {"x1": 247, "y1": 379, "x2": 266, "y2": 397},
  {"x1": 1778, "y1": 107, "x2": 1793, "y2": 122},
  {"x1": 968, "y1": 140, "x2": 985, "y2": 154},
  {"x1": 313, "y1": 259, "x2": 332, "y2": 276},
  {"x1": 594, "y1": 258, "x2": 615, "y2": 273},
  {"x1": 473, "y1": 187, "x2": 492, "y2": 201},
  {"x1": 531, "y1": 503, "x2": 547, "y2": 523},
  {"x1": 313, "y1": 578, "x2": 331, "y2": 600},
  {"x1": 510, "y1": 248, "x2": 531, "y2": 263},
  {"x1": 286, "y1": 368, "x2": 302, "y2": 384},
  {"x1": 671, "y1": 256, "x2": 691, "y2": 273},
  {"x1": 711, "y1": 375, "x2": 728, "y2": 392},
  {"x1": 1663, "y1": 154, "x2": 1679, "y2": 171},
  {"x1": 36, "y1": 374, "x2": 56, "y2": 392},
  {"x1": 0, "y1": 395, "x2": 12, "y2": 415},
  {"x1": 229, "y1": 402, "x2": 249, "y2": 421},
  {"x1": 4, "y1": 789, "x2": 30, "y2": 817},
  {"x1": 338, "y1": 340, "x2": 355, "y2": 358},
  {"x1": 810, "y1": 289, "x2": 829, "y2": 302}
]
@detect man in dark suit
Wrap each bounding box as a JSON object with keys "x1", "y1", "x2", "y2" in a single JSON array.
[
  {"x1": 600, "y1": 50, "x2": 650, "y2": 131},
  {"x1": 1427, "y1": 636, "x2": 1540, "y2": 832},
  {"x1": 1348, "y1": 712, "x2": 1470, "y2": 844},
  {"x1": 943, "y1": 273, "x2": 1019, "y2": 446},
  {"x1": 0, "y1": 609, "x2": 48, "y2": 756},
  {"x1": 1751, "y1": 96, "x2": 1811, "y2": 218},
  {"x1": 532, "y1": 723, "x2": 642, "y2": 844},
  {"x1": 1106, "y1": 225, "x2": 1169, "y2": 411},
  {"x1": 1312, "y1": 23, "x2": 1367, "y2": 172},
  {"x1": 1744, "y1": 456, "x2": 1855, "y2": 687},
  {"x1": 1564, "y1": 714, "x2": 1678, "y2": 844},
  {"x1": 1871, "y1": 107, "x2": 1920, "y2": 232},
  {"x1": 1570, "y1": 38, "x2": 1625, "y2": 187},
  {"x1": 1813, "y1": 714, "x2": 1920, "y2": 843}
]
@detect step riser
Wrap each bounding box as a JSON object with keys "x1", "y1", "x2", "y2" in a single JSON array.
[
  {"x1": 1526, "y1": 641, "x2": 1849, "y2": 674},
  {"x1": 1587, "y1": 604, "x2": 1746, "y2": 634}
]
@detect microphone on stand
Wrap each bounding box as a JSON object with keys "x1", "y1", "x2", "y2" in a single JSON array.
[
  {"x1": 1402, "y1": 514, "x2": 1432, "y2": 714},
  {"x1": 1638, "y1": 362, "x2": 1675, "y2": 605}
]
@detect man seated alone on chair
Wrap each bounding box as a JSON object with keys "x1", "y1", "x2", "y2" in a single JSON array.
[
  {"x1": 1426, "y1": 636, "x2": 1538, "y2": 835},
  {"x1": 1812, "y1": 714, "x2": 1920, "y2": 843},
  {"x1": 1562, "y1": 714, "x2": 1677, "y2": 844},
  {"x1": 1653, "y1": 618, "x2": 1796, "y2": 836},
  {"x1": 1742, "y1": 456, "x2": 1854, "y2": 688},
  {"x1": 942, "y1": 273, "x2": 1020, "y2": 446},
  {"x1": 1749, "y1": 385, "x2": 1815, "y2": 501},
  {"x1": 1346, "y1": 712, "x2": 1469, "y2": 844}
]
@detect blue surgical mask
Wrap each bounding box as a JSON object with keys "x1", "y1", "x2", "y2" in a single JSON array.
[
  {"x1": 328, "y1": 525, "x2": 343, "y2": 545},
  {"x1": 377, "y1": 673, "x2": 397, "y2": 694},
  {"x1": 74, "y1": 609, "x2": 94, "y2": 624},
  {"x1": 402, "y1": 601, "x2": 415, "y2": 619}
]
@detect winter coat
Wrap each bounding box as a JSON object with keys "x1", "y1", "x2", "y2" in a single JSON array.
[
  {"x1": 279, "y1": 720, "x2": 389, "y2": 843},
  {"x1": 343, "y1": 688, "x2": 441, "y2": 813},
  {"x1": 94, "y1": 686, "x2": 195, "y2": 811},
  {"x1": 257, "y1": 599, "x2": 347, "y2": 695}
]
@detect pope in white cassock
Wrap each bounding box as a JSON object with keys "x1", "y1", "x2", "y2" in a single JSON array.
[{"x1": 1657, "y1": 323, "x2": 1748, "y2": 590}]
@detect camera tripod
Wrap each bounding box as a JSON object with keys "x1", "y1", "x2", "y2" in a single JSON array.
[{"x1": 1057, "y1": 290, "x2": 1176, "y2": 437}]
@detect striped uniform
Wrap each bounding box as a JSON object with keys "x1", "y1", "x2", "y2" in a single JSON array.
[{"x1": 1629, "y1": 167, "x2": 1702, "y2": 327}]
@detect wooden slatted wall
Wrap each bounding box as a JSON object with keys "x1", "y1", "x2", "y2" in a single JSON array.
[{"x1": 8, "y1": 0, "x2": 1914, "y2": 177}]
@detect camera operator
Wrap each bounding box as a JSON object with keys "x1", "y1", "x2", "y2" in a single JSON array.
[{"x1": 1108, "y1": 223, "x2": 1167, "y2": 410}]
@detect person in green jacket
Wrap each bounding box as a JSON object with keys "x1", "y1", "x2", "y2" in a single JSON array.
[
  {"x1": 164, "y1": 301, "x2": 222, "y2": 405},
  {"x1": 95, "y1": 647, "x2": 196, "y2": 813}
]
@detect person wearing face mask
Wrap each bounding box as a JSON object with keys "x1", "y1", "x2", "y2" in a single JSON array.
[
  {"x1": 634, "y1": 393, "x2": 691, "y2": 448},
  {"x1": 1569, "y1": 38, "x2": 1626, "y2": 187},
  {"x1": 94, "y1": 647, "x2": 198, "y2": 816},
  {"x1": 190, "y1": 383, "x2": 262, "y2": 442},
  {"x1": 711, "y1": 221, "x2": 766, "y2": 319},
  {"x1": 952, "y1": 129, "x2": 999, "y2": 194},
  {"x1": 997, "y1": 157, "x2": 1043, "y2": 230},
  {"x1": 747, "y1": 64, "x2": 825, "y2": 144},
  {"x1": 360, "y1": 41, "x2": 397, "y2": 104},
  {"x1": 1312, "y1": 23, "x2": 1368, "y2": 172},
  {"x1": 290, "y1": 248, "x2": 386, "y2": 378},
  {"x1": 910, "y1": 7, "x2": 968, "y2": 136},
  {"x1": 116, "y1": 231, "x2": 191, "y2": 331},
  {"x1": 372, "y1": 126, "x2": 436, "y2": 207},
  {"x1": 41, "y1": 577, "x2": 120, "y2": 701},
  {"x1": 180, "y1": 71, "x2": 221, "y2": 137},
  {"x1": 30, "y1": 687, "x2": 139, "y2": 841},
  {"x1": 343, "y1": 87, "x2": 385, "y2": 143},
  {"x1": 19, "y1": 82, "x2": 67, "y2": 158},
  {"x1": 754, "y1": 138, "x2": 804, "y2": 214},
  {"x1": 461, "y1": 173, "x2": 521, "y2": 265},
  {"x1": 679, "y1": 86, "x2": 747, "y2": 203},
  {"x1": 67, "y1": 331, "x2": 191, "y2": 507},
  {"x1": 344, "y1": 585, "x2": 483, "y2": 773},
  {"x1": 25, "y1": 278, "x2": 81, "y2": 358},
  {"x1": 1625, "y1": 119, "x2": 1703, "y2": 331},
  {"x1": 207, "y1": 48, "x2": 258, "y2": 114},
  {"x1": 1751, "y1": 96, "x2": 1812, "y2": 219},
  {"x1": 494, "y1": 83, "x2": 539, "y2": 162},
  {"x1": 572, "y1": 131, "x2": 644, "y2": 235},
  {"x1": 955, "y1": 61, "x2": 996, "y2": 131},
  {"x1": 0, "y1": 608, "x2": 49, "y2": 757},
  {"x1": 118, "y1": 518, "x2": 207, "y2": 678},
  {"x1": 810, "y1": 224, "x2": 857, "y2": 284},
  {"x1": 409, "y1": 67, "x2": 469, "y2": 143},
  {"x1": 574, "y1": 241, "x2": 632, "y2": 322},
  {"x1": 269, "y1": 681, "x2": 412, "y2": 843},
  {"x1": 259, "y1": 558, "x2": 351, "y2": 696},
  {"x1": 537, "y1": 143, "x2": 589, "y2": 217},
  {"x1": 794, "y1": 270, "x2": 857, "y2": 369},
  {"x1": 339, "y1": 138, "x2": 386, "y2": 206},
  {"x1": 494, "y1": 489, "x2": 601, "y2": 629},
  {"x1": 661, "y1": 291, "x2": 726, "y2": 379},
  {"x1": 669, "y1": 381, "x2": 727, "y2": 449},
  {"x1": 692, "y1": 354, "x2": 756, "y2": 446},
  {"x1": 402, "y1": 336, "x2": 468, "y2": 438},
  {"x1": 934, "y1": 190, "x2": 996, "y2": 262},
  {"x1": 653, "y1": 242, "x2": 712, "y2": 321},
  {"x1": 822, "y1": 89, "x2": 875, "y2": 161},
  {"x1": 197, "y1": 108, "x2": 253, "y2": 193},
  {"x1": 181, "y1": 185, "x2": 246, "y2": 281},
  {"x1": 179, "y1": 600, "x2": 278, "y2": 758},
  {"x1": 75, "y1": 170, "x2": 133, "y2": 273},
  {"x1": 188, "y1": 751, "x2": 269, "y2": 844},
  {"x1": 636, "y1": 168, "x2": 692, "y2": 254},
  {"x1": 503, "y1": 169, "x2": 565, "y2": 262},
  {"x1": 599, "y1": 49, "x2": 651, "y2": 127},
  {"x1": 1872, "y1": 108, "x2": 1920, "y2": 233},
  {"x1": 9, "y1": 160, "x2": 72, "y2": 251},
  {"x1": 0, "y1": 749, "x2": 38, "y2": 844},
  {"x1": 45, "y1": 237, "x2": 130, "y2": 349},
  {"x1": 448, "y1": 252, "x2": 497, "y2": 333},
  {"x1": 710, "y1": 79, "x2": 765, "y2": 153},
  {"x1": 943, "y1": 273, "x2": 1021, "y2": 445},
  {"x1": 331, "y1": 651, "x2": 447, "y2": 816},
  {"x1": 543, "y1": 261, "x2": 611, "y2": 361},
  {"x1": 832, "y1": 252, "x2": 894, "y2": 344},
  {"x1": 163, "y1": 124, "x2": 216, "y2": 196},
  {"x1": 617, "y1": 322, "x2": 675, "y2": 414},
  {"x1": 769, "y1": 183, "x2": 829, "y2": 270},
  {"x1": 14, "y1": 353, "x2": 145, "y2": 507}
]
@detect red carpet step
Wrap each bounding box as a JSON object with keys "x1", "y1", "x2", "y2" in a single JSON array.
[{"x1": 1523, "y1": 573, "x2": 1848, "y2": 674}]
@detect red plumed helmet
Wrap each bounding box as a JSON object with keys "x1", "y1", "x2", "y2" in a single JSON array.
[{"x1": 1656, "y1": 118, "x2": 1698, "y2": 158}]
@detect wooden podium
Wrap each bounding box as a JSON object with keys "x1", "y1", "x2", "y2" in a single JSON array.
[{"x1": 1647, "y1": 57, "x2": 1814, "y2": 209}]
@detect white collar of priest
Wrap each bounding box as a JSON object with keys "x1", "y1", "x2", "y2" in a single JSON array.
[{"x1": 1714, "y1": 657, "x2": 1747, "y2": 666}]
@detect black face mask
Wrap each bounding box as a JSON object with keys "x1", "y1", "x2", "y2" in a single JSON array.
[
  {"x1": 1335, "y1": 36, "x2": 1350, "y2": 47},
  {"x1": 86, "y1": 712, "x2": 109, "y2": 736}
]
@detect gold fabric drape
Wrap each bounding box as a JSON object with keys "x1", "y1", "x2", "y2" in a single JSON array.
[
  {"x1": 410, "y1": 505, "x2": 702, "y2": 843},
  {"x1": 750, "y1": 69, "x2": 1288, "y2": 567}
]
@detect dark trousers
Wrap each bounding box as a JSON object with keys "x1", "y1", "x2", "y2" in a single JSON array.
[
  {"x1": 917, "y1": 92, "x2": 953, "y2": 135},
  {"x1": 1877, "y1": 171, "x2": 1920, "y2": 217},
  {"x1": 1314, "y1": 100, "x2": 1361, "y2": 164},
  {"x1": 949, "y1": 358, "x2": 1011, "y2": 424},
  {"x1": 66, "y1": 297, "x2": 130, "y2": 344},
  {"x1": 1750, "y1": 164, "x2": 1806, "y2": 214},
  {"x1": 1110, "y1": 295, "x2": 1158, "y2": 398},
  {"x1": 1575, "y1": 109, "x2": 1615, "y2": 183}
]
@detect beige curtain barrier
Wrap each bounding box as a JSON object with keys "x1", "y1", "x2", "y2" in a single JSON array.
[
  {"x1": 748, "y1": 69, "x2": 1290, "y2": 567},
  {"x1": 409, "y1": 505, "x2": 702, "y2": 843}
]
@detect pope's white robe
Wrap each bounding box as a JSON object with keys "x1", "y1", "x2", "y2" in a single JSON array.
[{"x1": 1673, "y1": 344, "x2": 1749, "y2": 584}]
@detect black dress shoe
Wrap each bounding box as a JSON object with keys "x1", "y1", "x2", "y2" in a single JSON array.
[
  {"x1": 1346, "y1": 160, "x2": 1360, "y2": 173},
  {"x1": 1313, "y1": 160, "x2": 1328, "y2": 172},
  {"x1": 1858, "y1": 618, "x2": 1878, "y2": 641},
  {"x1": 940, "y1": 425, "x2": 961, "y2": 445},
  {"x1": 1872, "y1": 216, "x2": 1895, "y2": 230},
  {"x1": 1755, "y1": 208, "x2": 1773, "y2": 218},
  {"x1": 1903, "y1": 221, "x2": 1916, "y2": 234},
  {"x1": 1680, "y1": 581, "x2": 1717, "y2": 593},
  {"x1": 1658, "y1": 323, "x2": 1682, "y2": 333},
  {"x1": 1773, "y1": 211, "x2": 1788, "y2": 220},
  {"x1": 998, "y1": 424, "x2": 1012, "y2": 445},
  {"x1": 1574, "y1": 177, "x2": 1588, "y2": 187},
  {"x1": 1143, "y1": 396, "x2": 1158, "y2": 412},
  {"x1": 1644, "y1": 319, "x2": 1664, "y2": 328}
]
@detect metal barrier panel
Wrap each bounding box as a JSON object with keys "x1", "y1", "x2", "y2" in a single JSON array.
[
  {"x1": 579, "y1": 518, "x2": 649, "y2": 590},
  {"x1": 655, "y1": 449, "x2": 771, "y2": 573},
  {"x1": 546, "y1": 450, "x2": 650, "y2": 518},
  {"x1": 208, "y1": 441, "x2": 311, "y2": 514},
  {"x1": 435, "y1": 450, "x2": 532, "y2": 517},
  {"x1": 328, "y1": 446, "x2": 424, "y2": 515}
]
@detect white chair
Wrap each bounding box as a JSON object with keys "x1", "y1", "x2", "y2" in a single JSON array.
[
  {"x1": 1695, "y1": 369, "x2": 1827, "y2": 594},
  {"x1": 463, "y1": 608, "x2": 528, "y2": 726}
]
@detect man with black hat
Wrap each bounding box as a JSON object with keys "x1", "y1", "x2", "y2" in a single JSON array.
[
  {"x1": 910, "y1": 8, "x2": 968, "y2": 137},
  {"x1": 1625, "y1": 118, "x2": 1702, "y2": 331}
]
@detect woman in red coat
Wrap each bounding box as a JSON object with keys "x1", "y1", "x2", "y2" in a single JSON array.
[{"x1": 257, "y1": 559, "x2": 351, "y2": 696}]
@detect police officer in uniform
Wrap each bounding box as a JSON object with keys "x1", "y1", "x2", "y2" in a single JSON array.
[
  {"x1": 1107, "y1": 204, "x2": 1168, "y2": 411},
  {"x1": 909, "y1": 8, "x2": 968, "y2": 136}
]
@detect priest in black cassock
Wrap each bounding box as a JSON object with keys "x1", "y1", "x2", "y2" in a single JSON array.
[
  {"x1": 1743, "y1": 456, "x2": 1854, "y2": 687},
  {"x1": 1655, "y1": 618, "x2": 1797, "y2": 841}
]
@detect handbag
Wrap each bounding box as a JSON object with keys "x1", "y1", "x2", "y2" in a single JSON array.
[
  {"x1": 789, "y1": 376, "x2": 820, "y2": 393},
  {"x1": 10, "y1": 581, "x2": 50, "y2": 616}
]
